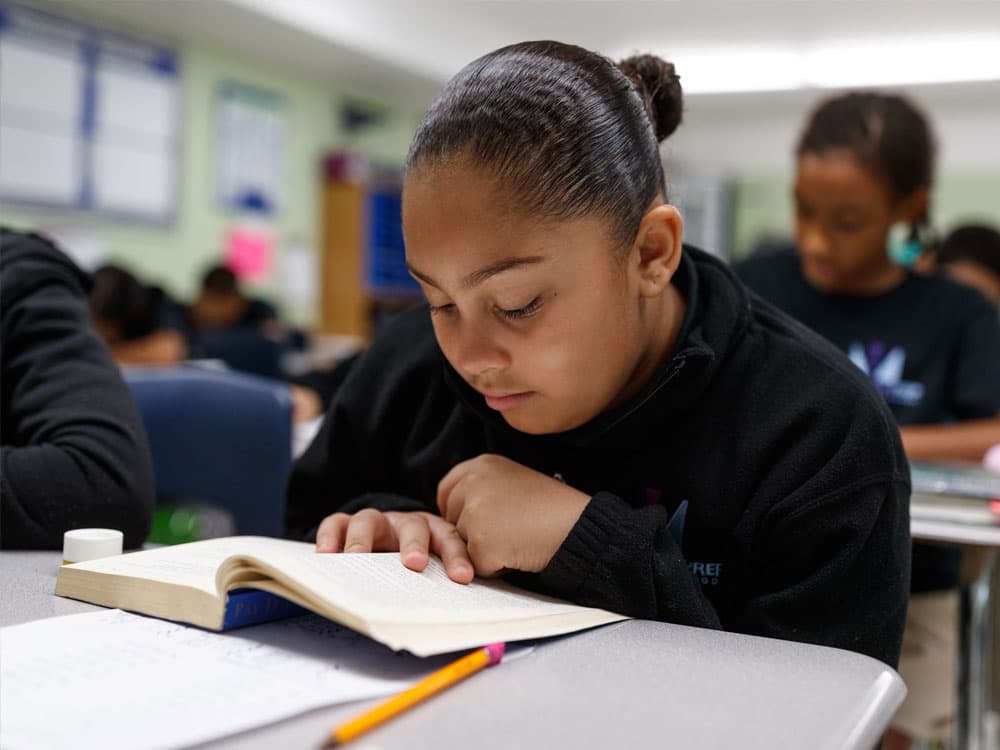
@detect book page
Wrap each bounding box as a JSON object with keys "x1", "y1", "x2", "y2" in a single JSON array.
[
  {"x1": 62, "y1": 537, "x2": 281, "y2": 595},
  {"x1": 0, "y1": 609, "x2": 463, "y2": 750},
  {"x1": 242, "y1": 546, "x2": 613, "y2": 624}
]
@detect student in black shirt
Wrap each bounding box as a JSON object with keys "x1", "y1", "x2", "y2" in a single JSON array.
[
  {"x1": 736, "y1": 92, "x2": 1000, "y2": 748},
  {"x1": 287, "y1": 42, "x2": 910, "y2": 668},
  {"x1": 1, "y1": 229, "x2": 155, "y2": 549}
]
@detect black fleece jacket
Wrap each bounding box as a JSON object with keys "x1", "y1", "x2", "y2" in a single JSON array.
[
  {"x1": 287, "y1": 246, "x2": 911, "y2": 667},
  {"x1": 1, "y1": 229, "x2": 154, "y2": 549}
]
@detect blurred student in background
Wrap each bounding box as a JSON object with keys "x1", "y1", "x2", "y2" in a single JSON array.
[
  {"x1": 1, "y1": 228, "x2": 154, "y2": 549},
  {"x1": 736, "y1": 92, "x2": 1000, "y2": 749},
  {"x1": 935, "y1": 223, "x2": 1000, "y2": 305},
  {"x1": 189, "y1": 264, "x2": 322, "y2": 422},
  {"x1": 189, "y1": 265, "x2": 283, "y2": 334},
  {"x1": 90, "y1": 263, "x2": 190, "y2": 366}
]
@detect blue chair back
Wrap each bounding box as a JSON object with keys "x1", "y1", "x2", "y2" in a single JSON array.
[{"x1": 124, "y1": 367, "x2": 293, "y2": 537}]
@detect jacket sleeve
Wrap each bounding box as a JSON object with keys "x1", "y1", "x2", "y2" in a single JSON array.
[
  {"x1": 519, "y1": 491, "x2": 722, "y2": 628},
  {"x1": 522, "y1": 475, "x2": 910, "y2": 667},
  {"x1": 1, "y1": 257, "x2": 155, "y2": 549},
  {"x1": 731, "y1": 475, "x2": 910, "y2": 666}
]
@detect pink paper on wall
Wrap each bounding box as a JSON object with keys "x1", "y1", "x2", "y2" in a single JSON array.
[{"x1": 224, "y1": 225, "x2": 274, "y2": 280}]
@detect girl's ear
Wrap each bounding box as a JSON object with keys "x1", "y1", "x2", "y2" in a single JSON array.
[
  {"x1": 893, "y1": 186, "x2": 930, "y2": 225},
  {"x1": 633, "y1": 203, "x2": 684, "y2": 298}
]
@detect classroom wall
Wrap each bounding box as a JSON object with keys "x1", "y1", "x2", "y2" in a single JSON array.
[
  {"x1": 5, "y1": 6, "x2": 998, "y2": 315},
  {"x1": 0, "y1": 9, "x2": 422, "y2": 327}
]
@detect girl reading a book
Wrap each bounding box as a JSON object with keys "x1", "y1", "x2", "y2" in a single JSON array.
[{"x1": 287, "y1": 41, "x2": 910, "y2": 668}]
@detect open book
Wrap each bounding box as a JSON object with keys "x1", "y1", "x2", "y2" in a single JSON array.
[{"x1": 54, "y1": 536, "x2": 628, "y2": 656}]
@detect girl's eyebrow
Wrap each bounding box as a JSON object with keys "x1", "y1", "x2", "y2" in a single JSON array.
[{"x1": 406, "y1": 256, "x2": 547, "y2": 290}]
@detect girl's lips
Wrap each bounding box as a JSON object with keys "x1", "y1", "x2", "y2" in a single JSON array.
[
  {"x1": 482, "y1": 391, "x2": 535, "y2": 411},
  {"x1": 803, "y1": 257, "x2": 836, "y2": 279}
]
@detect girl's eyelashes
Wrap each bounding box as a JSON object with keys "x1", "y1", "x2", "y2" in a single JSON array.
[
  {"x1": 427, "y1": 302, "x2": 456, "y2": 315},
  {"x1": 496, "y1": 296, "x2": 542, "y2": 321},
  {"x1": 427, "y1": 296, "x2": 544, "y2": 320}
]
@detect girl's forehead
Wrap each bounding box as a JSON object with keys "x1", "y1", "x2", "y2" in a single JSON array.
[{"x1": 796, "y1": 149, "x2": 891, "y2": 202}]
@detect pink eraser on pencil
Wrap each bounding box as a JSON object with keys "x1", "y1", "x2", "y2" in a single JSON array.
[{"x1": 484, "y1": 642, "x2": 505, "y2": 665}]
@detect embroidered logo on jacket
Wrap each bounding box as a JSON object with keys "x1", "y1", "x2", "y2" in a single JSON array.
[
  {"x1": 847, "y1": 340, "x2": 925, "y2": 407},
  {"x1": 688, "y1": 561, "x2": 723, "y2": 586}
]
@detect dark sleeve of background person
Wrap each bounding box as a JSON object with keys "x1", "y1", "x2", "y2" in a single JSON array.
[
  {"x1": 289, "y1": 353, "x2": 362, "y2": 411},
  {"x1": 0, "y1": 229, "x2": 155, "y2": 549}
]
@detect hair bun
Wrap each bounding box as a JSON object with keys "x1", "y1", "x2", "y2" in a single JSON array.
[{"x1": 617, "y1": 54, "x2": 683, "y2": 142}]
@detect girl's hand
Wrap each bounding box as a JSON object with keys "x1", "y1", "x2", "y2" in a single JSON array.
[
  {"x1": 437, "y1": 454, "x2": 590, "y2": 577},
  {"x1": 315, "y1": 510, "x2": 474, "y2": 584}
]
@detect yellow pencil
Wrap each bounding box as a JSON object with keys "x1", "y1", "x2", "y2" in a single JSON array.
[{"x1": 321, "y1": 642, "x2": 506, "y2": 747}]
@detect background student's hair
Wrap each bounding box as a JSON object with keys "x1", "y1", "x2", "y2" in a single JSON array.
[
  {"x1": 797, "y1": 91, "x2": 935, "y2": 200},
  {"x1": 405, "y1": 41, "x2": 682, "y2": 249},
  {"x1": 937, "y1": 224, "x2": 1000, "y2": 277}
]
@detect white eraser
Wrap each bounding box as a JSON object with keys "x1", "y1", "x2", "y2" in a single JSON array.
[{"x1": 63, "y1": 528, "x2": 124, "y2": 564}]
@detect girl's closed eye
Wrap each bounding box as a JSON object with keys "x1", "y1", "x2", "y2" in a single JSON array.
[
  {"x1": 427, "y1": 302, "x2": 456, "y2": 315},
  {"x1": 495, "y1": 296, "x2": 542, "y2": 321}
]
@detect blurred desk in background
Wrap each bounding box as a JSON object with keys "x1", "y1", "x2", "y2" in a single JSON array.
[{"x1": 912, "y1": 494, "x2": 1000, "y2": 750}]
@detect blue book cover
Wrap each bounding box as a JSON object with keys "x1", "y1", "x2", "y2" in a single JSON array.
[{"x1": 221, "y1": 588, "x2": 309, "y2": 630}]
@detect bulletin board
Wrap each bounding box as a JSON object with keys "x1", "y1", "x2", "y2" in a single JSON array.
[
  {"x1": 0, "y1": 3, "x2": 180, "y2": 223},
  {"x1": 215, "y1": 81, "x2": 287, "y2": 216}
]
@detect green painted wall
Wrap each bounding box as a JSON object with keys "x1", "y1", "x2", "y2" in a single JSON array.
[
  {"x1": 729, "y1": 172, "x2": 1000, "y2": 260},
  {"x1": 0, "y1": 34, "x2": 422, "y2": 326}
]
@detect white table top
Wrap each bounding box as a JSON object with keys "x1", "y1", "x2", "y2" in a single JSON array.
[
  {"x1": 1, "y1": 549, "x2": 904, "y2": 750},
  {"x1": 911, "y1": 518, "x2": 1000, "y2": 547}
]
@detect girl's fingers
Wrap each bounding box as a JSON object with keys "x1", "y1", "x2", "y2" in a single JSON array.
[
  {"x1": 428, "y1": 515, "x2": 475, "y2": 584},
  {"x1": 316, "y1": 513, "x2": 351, "y2": 553},
  {"x1": 436, "y1": 458, "x2": 473, "y2": 520},
  {"x1": 343, "y1": 508, "x2": 391, "y2": 553},
  {"x1": 391, "y1": 513, "x2": 432, "y2": 571}
]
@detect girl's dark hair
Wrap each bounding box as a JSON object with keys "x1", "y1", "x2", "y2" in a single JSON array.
[
  {"x1": 797, "y1": 92, "x2": 935, "y2": 202},
  {"x1": 90, "y1": 264, "x2": 156, "y2": 339},
  {"x1": 405, "y1": 41, "x2": 682, "y2": 248},
  {"x1": 937, "y1": 224, "x2": 1000, "y2": 277}
]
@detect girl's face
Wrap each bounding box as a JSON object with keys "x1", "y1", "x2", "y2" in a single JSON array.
[
  {"x1": 794, "y1": 148, "x2": 916, "y2": 295},
  {"x1": 402, "y1": 164, "x2": 681, "y2": 435}
]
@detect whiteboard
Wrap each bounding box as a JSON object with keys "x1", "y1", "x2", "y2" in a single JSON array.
[
  {"x1": 0, "y1": 32, "x2": 83, "y2": 203},
  {"x1": 0, "y1": 3, "x2": 180, "y2": 223}
]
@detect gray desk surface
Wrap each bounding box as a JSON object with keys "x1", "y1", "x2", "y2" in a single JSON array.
[
  {"x1": 911, "y1": 517, "x2": 1000, "y2": 547},
  {"x1": 1, "y1": 550, "x2": 904, "y2": 750}
]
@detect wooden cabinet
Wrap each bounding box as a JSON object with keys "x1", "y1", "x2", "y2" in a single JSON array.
[
  {"x1": 319, "y1": 173, "x2": 421, "y2": 341},
  {"x1": 320, "y1": 180, "x2": 369, "y2": 338}
]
